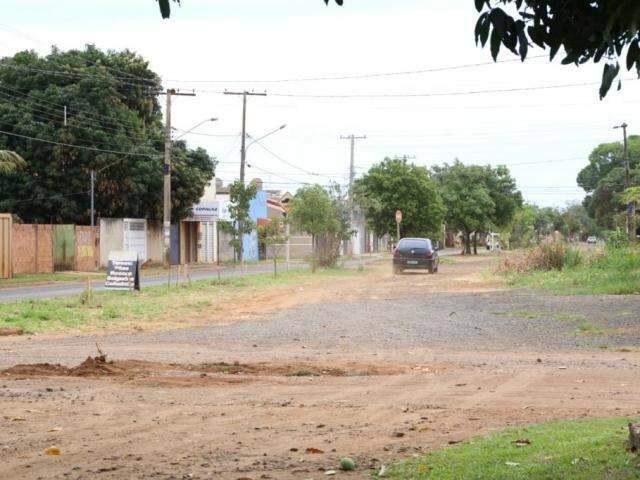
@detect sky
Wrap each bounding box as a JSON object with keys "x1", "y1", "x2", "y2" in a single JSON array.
[{"x1": 2, "y1": 0, "x2": 639, "y2": 207}]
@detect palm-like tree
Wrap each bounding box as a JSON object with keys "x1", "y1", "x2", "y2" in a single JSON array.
[{"x1": 0, "y1": 150, "x2": 26, "y2": 175}]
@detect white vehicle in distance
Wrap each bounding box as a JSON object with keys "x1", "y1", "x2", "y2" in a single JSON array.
[{"x1": 586, "y1": 236, "x2": 597, "y2": 244}]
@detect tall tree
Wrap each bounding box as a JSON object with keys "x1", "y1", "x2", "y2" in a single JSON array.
[
  {"x1": 0, "y1": 46, "x2": 216, "y2": 224},
  {"x1": 577, "y1": 136, "x2": 640, "y2": 229},
  {"x1": 432, "y1": 161, "x2": 521, "y2": 254},
  {"x1": 354, "y1": 157, "x2": 444, "y2": 241}
]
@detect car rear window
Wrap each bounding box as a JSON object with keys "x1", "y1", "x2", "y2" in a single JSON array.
[{"x1": 398, "y1": 239, "x2": 431, "y2": 249}]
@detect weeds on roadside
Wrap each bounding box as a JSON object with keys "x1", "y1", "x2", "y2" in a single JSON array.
[{"x1": 497, "y1": 240, "x2": 583, "y2": 274}]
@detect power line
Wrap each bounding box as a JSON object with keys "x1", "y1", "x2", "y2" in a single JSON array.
[
  {"x1": 192, "y1": 77, "x2": 640, "y2": 99},
  {"x1": 0, "y1": 62, "x2": 159, "y2": 89},
  {"x1": 0, "y1": 128, "x2": 161, "y2": 157},
  {"x1": 0, "y1": 82, "x2": 154, "y2": 130},
  {"x1": 164, "y1": 55, "x2": 547, "y2": 84},
  {"x1": 250, "y1": 137, "x2": 329, "y2": 177}
]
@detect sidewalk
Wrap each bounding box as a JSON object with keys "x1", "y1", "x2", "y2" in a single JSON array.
[{"x1": 0, "y1": 254, "x2": 388, "y2": 303}]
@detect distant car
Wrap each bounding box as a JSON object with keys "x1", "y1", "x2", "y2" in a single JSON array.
[
  {"x1": 586, "y1": 236, "x2": 597, "y2": 244},
  {"x1": 393, "y1": 238, "x2": 439, "y2": 274}
]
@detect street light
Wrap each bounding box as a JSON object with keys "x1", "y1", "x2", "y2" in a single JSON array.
[
  {"x1": 173, "y1": 117, "x2": 218, "y2": 141},
  {"x1": 246, "y1": 124, "x2": 287, "y2": 152}
]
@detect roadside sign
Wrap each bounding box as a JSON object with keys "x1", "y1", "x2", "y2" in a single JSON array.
[
  {"x1": 395, "y1": 210, "x2": 402, "y2": 223},
  {"x1": 105, "y1": 251, "x2": 140, "y2": 291}
]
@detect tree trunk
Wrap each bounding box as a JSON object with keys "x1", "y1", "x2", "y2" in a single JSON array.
[
  {"x1": 473, "y1": 232, "x2": 478, "y2": 255},
  {"x1": 311, "y1": 234, "x2": 317, "y2": 272},
  {"x1": 630, "y1": 423, "x2": 640, "y2": 452},
  {"x1": 464, "y1": 232, "x2": 471, "y2": 255}
]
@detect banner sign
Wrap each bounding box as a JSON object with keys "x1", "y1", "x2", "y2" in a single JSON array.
[
  {"x1": 188, "y1": 201, "x2": 232, "y2": 222},
  {"x1": 105, "y1": 251, "x2": 140, "y2": 291},
  {"x1": 191, "y1": 202, "x2": 220, "y2": 222}
]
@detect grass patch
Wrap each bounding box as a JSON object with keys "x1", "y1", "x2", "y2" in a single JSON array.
[
  {"x1": 384, "y1": 417, "x2": 640, "y2": 480},
  {"x1": 508, "y1": 247, "x2": 640, "y2": 295},
  {"x1": 0, "y1": 272, "x2": 102, "y2": 287},
  {"x1": 575, "y1": 322, "x2": 605, "y2": 336},
  {"x1": 0, "y1": 267, "x2": 360, "y2": 334},
  {"x1": 553, "y1": 313, "x2": 587, "y2": 322}
]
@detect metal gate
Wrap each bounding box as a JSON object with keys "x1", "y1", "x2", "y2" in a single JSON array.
[
  {"x1": 201, "y1": 221, "x2": 216, "y2": 263},
  {"x1": 0, "y1": 214, "x2": 11, "y2": 278},
  {"x1": 123, "y1": 219, "x2": 147, "y2": 263},
  {"x1": 53, "y1": 224, "x2": 76, "y2": 271}
]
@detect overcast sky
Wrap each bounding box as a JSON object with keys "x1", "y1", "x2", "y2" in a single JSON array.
[{"x1": 2, "y1": 0, "x2": 639, "y2": 207}]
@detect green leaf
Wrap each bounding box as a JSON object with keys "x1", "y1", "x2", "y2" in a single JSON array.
[
  {"x1": 490, "y1": 28, "x2": 501, "y2": 61},
  {"x1": 599, "y1": 62, "x2": 620, "y2": 99},
  {"x1": 626, "y1": 39, "x2": 640, "y2": 71},
  {"x1": 157, "y1": 0, "x2": 171, "y2": 18}
]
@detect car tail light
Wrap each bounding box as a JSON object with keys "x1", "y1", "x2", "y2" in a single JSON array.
[
  {"x1": 393, "y1": 248, "x2": 400, "y2": 258},
  {"x1": 425, "y1": 249, "x2": 433, "y2": 258}
]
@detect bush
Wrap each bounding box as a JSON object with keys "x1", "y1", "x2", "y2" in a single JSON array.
[
  {"x1": 498, "y1": 240, "x2": 583, "y2": 274},
  {"x1": 605, "y1": 227, "x2": 630, "y2": 249}
]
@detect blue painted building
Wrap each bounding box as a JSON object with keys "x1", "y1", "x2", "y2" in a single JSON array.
[{"x1": 242, "y1": 189, "x2": 268, "y2": 262}]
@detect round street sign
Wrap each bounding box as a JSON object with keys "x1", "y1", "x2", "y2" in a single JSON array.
[{"x1": 395, "y1": 210, "x2": 402, "y2": 223}]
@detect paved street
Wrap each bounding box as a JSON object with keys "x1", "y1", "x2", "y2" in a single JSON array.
[{"x1": 0, "y1": 254, "x2": 397, "y2": 303}]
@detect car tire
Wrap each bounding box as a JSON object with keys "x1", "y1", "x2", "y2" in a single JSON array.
[{"x1": 428, "y1": 264, "x2": 434, "y2": 274}]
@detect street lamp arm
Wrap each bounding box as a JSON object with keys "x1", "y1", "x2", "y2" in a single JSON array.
[
  {"x1": 174, "y1": 117, "x2": 218, "y2": 141},
  {"x1": 245, "y1": 124, "x2": 287, "y2": 152}
]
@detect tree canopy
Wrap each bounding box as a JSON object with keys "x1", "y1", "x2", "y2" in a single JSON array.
[
  {"x1": 0, "y1": 45, "x2": 216, "y2": 224},
  {"x1": 473, "y1": 1, "x2": 640, "y2": 98},
  {"x1": 289, "y1": 184, "x2": 350, "y2": 268},
  {"x1": 432, "y1": 160, "x2": 521, "y2": 253},
  {"x1": 354, "y1": 157, "x2": 444, "y2": 240},
  {"x1": 577, "y1": 136, "x2": 640, "y2": 229}
]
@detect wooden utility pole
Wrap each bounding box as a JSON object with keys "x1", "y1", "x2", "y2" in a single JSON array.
[
  {"x1": 340, "y1": 134, "x2": 366, "y2": 256},
  {"x1": 223, "y1": 90, "x2": 267, "y2": 263},
  {"x1": 224, "y1": 91, "x2": 267, "y2": 183},
  {"x1": 90, "y1": 170, "x2": 95, "y2": 227},
  {"x1": 160, "y1": 88, "x2": 196, "y2": 266},
  {"x1": 615, "y1": 122, "x2": 633, "y2": 235}
]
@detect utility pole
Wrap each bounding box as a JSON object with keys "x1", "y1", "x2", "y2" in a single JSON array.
[
  {"x1": 340, "y1": 134, "x2": 366, "y2": 256},
  {"x1": 224, "y1": 90, "x2": 267, "y2": 263},
  {"x1": 90, "y1": 170, "x2": 95, "y2": 227},
  {"x1": 615, "y1": 122, "x2": 633, "y2": 236},
  {"x1": 224, "y1": 91, "x2": 267, "y2": 183},
  {"x1": 159, "y1": 88, "x2": 196, "y2": 266}
]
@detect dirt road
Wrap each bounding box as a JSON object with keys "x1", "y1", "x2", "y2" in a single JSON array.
[{"x1": 1, "y1": 255, "x2": 639, "y2": 479}]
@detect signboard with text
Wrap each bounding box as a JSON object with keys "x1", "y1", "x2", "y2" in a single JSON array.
[
  {"x1": 105, "y1": 251, "x2": 140, "y2": 291},
  {"x1": 188, "y1": 201, "x2": 232, "y2": 222}
]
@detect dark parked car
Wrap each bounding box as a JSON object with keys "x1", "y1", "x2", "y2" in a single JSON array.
[{"x1": 393, "y1": 238, "x2": 439, "y2": 274}]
